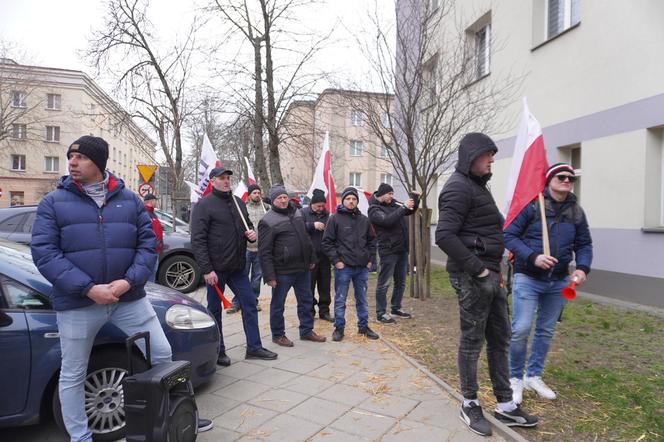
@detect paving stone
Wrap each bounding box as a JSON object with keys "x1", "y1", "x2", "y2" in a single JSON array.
[
  {"x1": 194, "y1": 393, "x2": 241, "y2": 419},
  {"x1": 216, "y1": 361, "x2": 265, "y2": 380},
  {"x1": 405, "y1": 399, "x2": 462, "y2": 429},
  {"x1": 216, "y1": 403, "x2": 278, "y2": 433},
  {"x1": 239, "y1": 413, "x2": 323, "y2": 441},
  {"x1": 330, "y1": 408, "x2": 396, "y2": 438},
  {"x1": 309, "y1": 428, "x2": 371, "y2": 441},
  {"x1": 275, "y1": 354, "x2": 328, "y2": 374},
  {"x1": 247, "y1": 388, "x2": 309, "y2": 413},
  {"x1": 356, "y1": 393, "x2": 419, "y2": 418},
  {"x1": 381, "y1": 419, "x2": 452, "y2": 441},
  {"x1": 317, "y1": 383, "x2": 372, "y2": 407},
  {"x1": 287, "y1": 396, "x2": 352, "y2": 426},
  {"x1": 281, "y1": 374, "x2": 334, "y2": 396},
  {"x1": 307, "y1": 362, "x2": 357, "y2": 383},
  {"x1": 196, "y1": 422, "x2": 242, "y2": 442},
  {"x1": 244, "y1": 367, "x2": 300, "y2": 387},
  {"x1": 213, "y1": 379, "x2": 272, "y2": 402}
]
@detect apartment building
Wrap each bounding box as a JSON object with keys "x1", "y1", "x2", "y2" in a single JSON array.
[
  {"x1": 279, "y1": 89, "x2": 395, "y2": 197},
  {"x1": 397, "y1": 0, "x2": 664, "y2": 306},
  {"x1": 0, "y1": 59, "x2": 155, "y2": 207}
]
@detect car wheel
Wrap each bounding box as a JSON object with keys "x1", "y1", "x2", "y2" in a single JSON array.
[
  {"x1": 53, "y1": 348, "x2": 148, "y2": 442},
  {"x1": 158, "y1": 254, "x2": 200, "y2": 293}
]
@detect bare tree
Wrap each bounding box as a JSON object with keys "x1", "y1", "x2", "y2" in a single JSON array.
[
  {"x1": 343, "y1": 0, "x2": 522, "y2": 299},
  {"x1": 86, "y1": 0, "x2": 199, "y2": 216}
]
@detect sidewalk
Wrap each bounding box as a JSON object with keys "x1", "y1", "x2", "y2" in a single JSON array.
[{"x1": 190, "y1": 285, "x2": 517, "y2": 442}]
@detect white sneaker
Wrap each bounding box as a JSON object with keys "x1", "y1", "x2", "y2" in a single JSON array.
[
  {"x1": 524, "y1": 376, "x2": 556, "y2": 400},
  {"x1": 510, "y1": 377, "x2": 524, "y2": 404}
]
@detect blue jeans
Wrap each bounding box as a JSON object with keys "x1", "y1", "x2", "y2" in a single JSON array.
[
  {"x1": 333, "y1": 266, "x2": 369, "y2": 330},
  {"x1": 509, "y1": 273, "x2": 568, "y2": 379},
  {"x1": 233, "y1": 250, "x2": 261, "y2": 307},
  {"x1": 206, "y1": 269, "x2": 263, "y2": 353},
  {"x1": 270, "y1": 271, "x2": 314, "y2": 338},
  {"x1": 56, "y1": 297, "x2": 172, "y2": 442},
  {"x1": 375, "y1": 251, "x2": 408, "y2": 317}
]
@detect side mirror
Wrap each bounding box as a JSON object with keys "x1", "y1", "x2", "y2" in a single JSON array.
[{"x1": 0, "y1": 310, "x2": 13, "y2": 327}]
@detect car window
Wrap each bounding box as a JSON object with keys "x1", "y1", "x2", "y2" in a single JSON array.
[
  {"x1": 0, "y1": 275, "x2": 51, "y2": 310},
  {"x1": 0, "y1": 214, "x2": 25, "y2": 233},
  {"x1": 20, "y1": 212, "x2": 36, "y2": 233}
]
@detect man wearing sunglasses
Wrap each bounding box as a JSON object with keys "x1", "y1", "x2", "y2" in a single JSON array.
[{"x1": 504, "y1": 163, "x2": 593, "y2": 404}]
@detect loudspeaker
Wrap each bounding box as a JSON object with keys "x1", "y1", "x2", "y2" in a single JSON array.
[{"x1": 123, "y1": 332, "x2": 198, "y2": 442}]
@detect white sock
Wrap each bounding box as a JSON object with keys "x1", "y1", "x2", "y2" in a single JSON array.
[
  {"x1": 463, "y1": 399, "x2": 480, "y2": 408},
  {"x1": 496, "y1": 400, "x2": 517, "y2": 412}
]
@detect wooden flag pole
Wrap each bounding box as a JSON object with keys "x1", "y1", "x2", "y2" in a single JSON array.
[
  {"x1": 538, "y1": 192, "x2": 550, "y2": 255},
  {"x1": 231, "y1": 193, "x2": 251, "y2": 232}
]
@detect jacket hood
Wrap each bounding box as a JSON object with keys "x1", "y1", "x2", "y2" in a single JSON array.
[
  {"x1": 455, "y1": 132, "x2": 498, "y2": 175},
  {"x1": 336, "y1": 204, "x2": 360, "y2": 216},
  {"x1": 58, "y1": 172, "x2": 124, "y2": 197}
]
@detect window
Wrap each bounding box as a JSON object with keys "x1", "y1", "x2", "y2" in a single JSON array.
[
  {"x1": 380, "y1": 173, "x2": 394, "y2": 186},
  {"x1": 11, "y1": 91, "x2": 26, "y2": 108},
  {"x1": 570, "y1": 146, "x2": 582, "y2": 202},
  {"x1": 0, "y1": 214, "x2": 25, "y2": 232},
  {"x1": 46, "y1": 126, "x2": 60, "y2": 142},
  {"x1": 47, "y1": 93, "x2": 61, "y2": 110},
  {"x1": 381, "y1": 144, "x2": 390, "y2": 158},
  {"x1": 349, "y1": 172, "x2": 361, "y2": 187},
  {"x1": 350, "y1": 140, "x2": 363, "y2": 156},
  {"x1": 11, "y1": 124, "x2": 27, "y2": 139},
  {"x1": 351, "y1": 110, "x2": 363, "y2": 126},
  {"x1": 547, "y1": 0, "x2": 580, "y2": 39},
  {"x1": 380, "y1": 112, "x2": 391, "y2": 129},
  {"x1": 475, "y1": 24, "x2": 491, "y2": 79},
  {"x1": 10, "y1": 191, "x2": 25, "y2": 206},
  {"x1": 11, "y1": 154, "x2": 26, "y2": 171},
  {"x1": 1, "y1": 276, "x2": 50, "y2": 310},
  {"x1": 45, "y1": 156, "x2": 59, "y2": 172}
]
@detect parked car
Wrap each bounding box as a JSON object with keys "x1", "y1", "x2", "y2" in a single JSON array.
[
  {"x1": 0, "y1": 206, "x2": 201, "y2": 293},
  {"x1": 0, "y1": 238, "x2": 218, "y2": 441},
  {"x1": 154, "y1": 209, "x2": 189, "y2": 233}
]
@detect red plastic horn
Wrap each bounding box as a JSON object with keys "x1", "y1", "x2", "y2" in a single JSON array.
[
  {"x1": 561, "y1": 277, "x2": 578, "y2": 301},
  {"x1": 213, "y1": 283, "x2": 232, "y2": 309}
]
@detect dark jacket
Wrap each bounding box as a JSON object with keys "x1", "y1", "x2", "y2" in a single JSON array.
[
  {"x1": 435, "y1": 137, "x2": 504, "y2": 275},
  {"x1": 190, "y1": 188, "x2": 254, "y2": 275},
  {"x1": 504, "y1": 188, "x2": 592, "y2": 280},
  {"x1": 368, "y1": 194, "x2": 417, "y2": 256},
  {"x1": 322, "y1": 205, "x2": 377, "y2": 267},
  {"x1": 31, "y1": 173, "x2": 157, "y2": 311},
  {"x1": 258, "y1": 203, "x2": 316, "y2": 282},
  {"x1": 301, "y1": 206, "x2": 330, "y2": 259}
]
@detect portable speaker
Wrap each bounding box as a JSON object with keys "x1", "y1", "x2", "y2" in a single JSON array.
[{"x1": 123, "y1": 332, "x2": 198, "y2": 442}]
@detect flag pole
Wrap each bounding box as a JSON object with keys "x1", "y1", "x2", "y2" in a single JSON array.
[
  {"x1": 231, "y1": 193, "x2": 251, "y2": 232},
  {"x1": 537, "y1": 192, "x2": 550, "y2": 255}
]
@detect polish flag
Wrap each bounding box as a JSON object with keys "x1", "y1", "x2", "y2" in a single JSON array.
[
  {"x1": 233, "y1": 181, "x2": 248, "y2": 202},
  {"x1": 350, "y1": 187, "x2": 372, "y2": 215},
  {"x1": 244, "y1": 157, "x2": 257, "y2": 185},
  {"x1": 193, "y1": 134, "x2": 220, "y2": 203},
  {"x1": 307, "y1": 131, "x2": 337, "y2": 213},
  {"x1": 503, "y1": 98, "x2": 549, "y2": 229}
]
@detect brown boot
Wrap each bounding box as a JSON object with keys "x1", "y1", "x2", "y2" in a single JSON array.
[
  {"x1": 300, "y1": 331, "x2": 326, "y2": 342},
  {"x1": 272, "y1": 335, "x2": 294, "y2": 347}
]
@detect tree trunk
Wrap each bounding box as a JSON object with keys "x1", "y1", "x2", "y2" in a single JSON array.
[
  {"x1": 252, "y1": 38, "x2": 270, "y2": 188},
  {"x1": 409, "y1": 215, "x2": 416, "y2": 298}
]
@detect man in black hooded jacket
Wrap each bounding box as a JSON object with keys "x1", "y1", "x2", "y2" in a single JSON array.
[{"x1": 436, "y1": 133, "x2": 538, "y2": 436}]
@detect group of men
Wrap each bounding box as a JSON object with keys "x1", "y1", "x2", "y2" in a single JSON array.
[{"x1": 30, "y1": 131, "x2": 591, "y2": 440}]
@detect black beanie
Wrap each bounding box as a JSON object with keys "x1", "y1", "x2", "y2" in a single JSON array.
[
  {"x1": 545, "y1": 163, "x2": 575, "y2": 185},
  {"x1": 248, "y1": 183, "x2": 261, "y2": 195},
  {"x1": 341, "y1": 186, "x2": 358, "y2": 202},
  {"x1": 67, "y1": 136, "x2": 109, "y2": 173},
  {"x1": 269, "y1": 185, "x2": 288, "y2": 202},
  {"x1": 376, "y1": 183, "x2": 394, "y2": 197},
  {"x1": 310, "y1": 189, "x2": 326, "y2": 204}
]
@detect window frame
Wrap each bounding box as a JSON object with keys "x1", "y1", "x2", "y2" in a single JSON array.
[
  {"x1": 11, "y1": 124, "x2": 27, "y2": 140},
  {"x1": 380, "y1": 173, "x2": 394, "y2": 186},
  {"x1": 350, "y1": 110, "x2": 363, "y2": 127},
  {"x1": 46, "y1": 126, "x2": 60, "y2": 142},
  {"x1": 46, "y1": 93, "x2": 61, "y2": 110},
  {"x1": 349, "y1": 140, "x2": 363, "y2": 157},
  {"x1": 475, "y1": 23, "x2": 491, "y2": 80},
  {"x1": 44, "y1": 156, "x2": 59, "y2": 173},
  {"x1": 545, "y1": 0, "x2": 580, "y2": 40},
  {"x1": 11, "y1": 154, "x2": 26, "y2": 171},
  {"x1": 349, "y1": 172, "x2": 362, "y2": 187},
  {"x1": 11, "y1": 91, "x2": 26, "y2": 108}
]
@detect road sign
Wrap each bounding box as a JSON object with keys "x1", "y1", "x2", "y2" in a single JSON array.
[
  {"x1": 138, "y1": 183, "x2": 155, "y2": 197},
  {"x1": 137, "y1": 164, "x2": 158, "y2": 183}
]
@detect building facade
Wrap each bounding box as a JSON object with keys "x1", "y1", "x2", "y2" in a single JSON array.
[
  {"x1": 398, "y1": 0, "x2": 664, "y2": 306},
  {"x1": 0, "y1": 59, "x2": 155, "y2": 207},
  {"x1": 279, "y1": 89, "x2": 395, "y2": 197}
]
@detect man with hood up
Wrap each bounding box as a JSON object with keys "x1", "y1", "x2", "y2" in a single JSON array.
[{"x1": 436, "y1": 132, "x2": 538, "y2": 436}]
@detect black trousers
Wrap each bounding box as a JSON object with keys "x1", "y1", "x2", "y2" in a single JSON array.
[{"x1": 310, "y1": 256, "x2": 332, "y2": 316}]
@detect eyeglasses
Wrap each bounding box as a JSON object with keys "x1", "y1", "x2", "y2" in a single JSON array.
[{"x1": 555, "y1": 174, "x2": 576, "y2": 183}]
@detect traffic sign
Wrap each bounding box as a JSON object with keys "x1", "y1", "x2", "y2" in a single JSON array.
[
  {"x1": 138, "y1": 183, "x2": 155, "y2": 197},
  {"x1": 137, "y1": 164, "x2": 158, "y2": 183}
]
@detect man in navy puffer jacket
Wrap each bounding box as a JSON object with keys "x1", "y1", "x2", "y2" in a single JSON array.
[
  {"x1": 31, "y1": 136, "x2": 213, "y2": 441},
  {"x1": 504, "y1": 163, "x2": 592, "y2": 405}
]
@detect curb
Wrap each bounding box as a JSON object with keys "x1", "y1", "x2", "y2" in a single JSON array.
[{"x1": 382, "y1": 338, "x2": 531, "y2": 442}]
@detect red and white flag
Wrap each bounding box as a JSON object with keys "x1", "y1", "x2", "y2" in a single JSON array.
[
  {"x1": 307, "y1": 131, "x2": 337, "y2": 213},
  {"x1": 244, "y1": 157, "x2": 257, "y2": 185},
  {"x1": 503, "y1": 98, "x2": 549, "y2": 229},
  {"x1": 233, "y1": 181, "x2": 248, "y2": 202},
  {"x1": 193, "y1": 134, "x2": 220, "y2": 203}
]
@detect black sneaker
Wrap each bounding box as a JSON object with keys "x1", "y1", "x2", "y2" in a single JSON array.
[
  {"x1": 197, "y1": 418, "x2": 214, "y2": 433},
  {"x1": 460, "y1": 403, "x2": 492, "y2": 436},
  {"x1": 216, "y1": 352, "x2": 231, "y2": 367},
  {"x1": 319, "y1": 312, "x2": 334, "y2": 322},
  {"x1": 358, "y1": 326, "x2": 379, "y2": 340},
  {"x1": 226, "y1": 305, "x2": 240, "y2": 314},
  {"x1": 332, "y1": 327, "x2": 344, "y2": 342},
  {"x1": 377, "y1": 313, "x2": 396, "y2": 324},
  {"x1": 494, "y1": 404, "x2": 539, "y2": 427},
  {"x1": 391, "y1": 309, "x2": 412, "y2": 319},
  {"x1": 245, "y1": 347, "x2": 278, "y2": 360}
]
